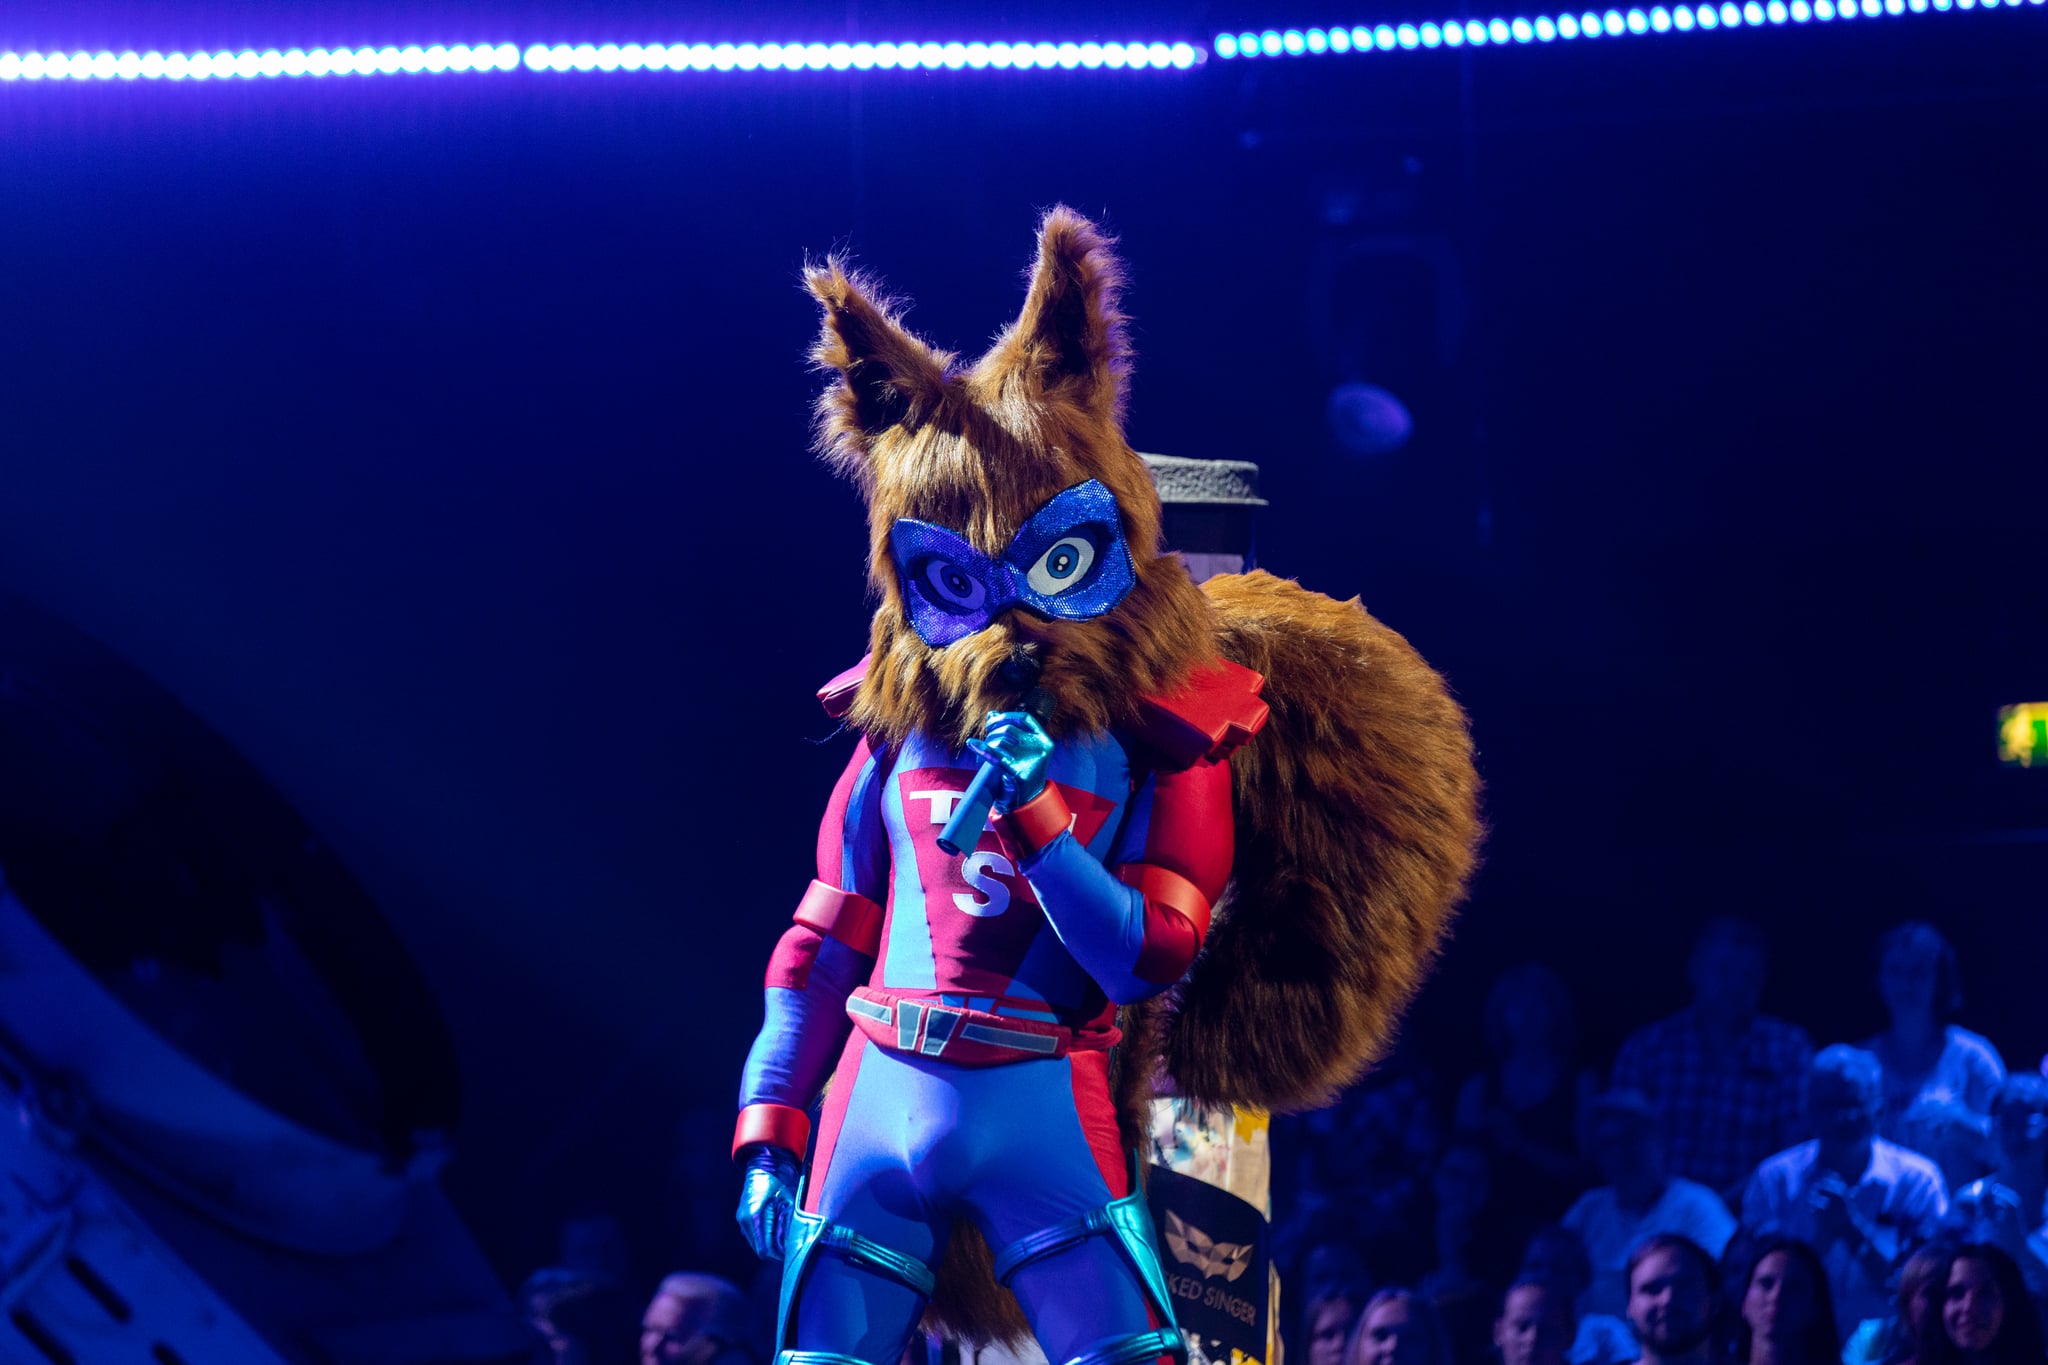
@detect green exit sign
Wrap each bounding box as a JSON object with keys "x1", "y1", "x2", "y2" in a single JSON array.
[{"x1": 1999, "y1": 703, "x2": 2048, "y2": 768}]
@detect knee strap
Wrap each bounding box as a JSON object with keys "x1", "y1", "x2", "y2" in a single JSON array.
[
  {"x1": 992, "y1": 1205, "x2": 1116, "y2": 1284},
  {"x1": 991, "y1": 1181, "x2": 1183, "y2": 1360},
  {"x1": 777, "y1": 1207, "x2": 937, "y2": 1357},
  {"x1": 806, "y1": 1216, "x2": 938, "y2": 1298},
  {"x1": 1059, "y1": 1328, "x2": 1188, "y2": 1365}
]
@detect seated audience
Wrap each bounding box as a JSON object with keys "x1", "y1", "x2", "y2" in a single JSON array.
[
  {"x1": 1921, "y1": 1244, "x2": 2046, "y2": 1365},
  {"x1": 1950, "y1": 1076, "x2": 2048, "y2": 1304},
  {"x1": 1842, "y1": 1243, "x2": 1958, "y2": 1365},
  {"x1": 1305, "y1": 1285, "x2": 1369, "y2": 1365},
  {"x1": 1742, "y1": 1046, "x2": 1949, "y2": 1340},
  {"x1": 1496, "y1": 1278, "x2": 1577, "y2": 1365},
  {"x1": 1620, "y1": 1234, "x2": 1722, "y2": 1365},
  {"x1": 1731, "y1": 1239, "x2": 1840, "y2": 1365},
  {"x1": 1456, "y1": 965, "x2": 1600, "y2": 1249},
  {"x1": 1564, "y1": 1090, "x2": 1738, "y2": 1318},
  {"x1": 1612, "y1": 919, "x2": 1815, "y2": 1201},
  {"x1": 641, "y1": 1273, "x2": 754, "y2": 1365},
  {"x1": 1350, "y1": 1288, "x2": 1455, "y2": 1365},
  {"x1": 1519, "y1": 1225, "x2": 1636, "y2": 1365},
  {"x1": 1280, "y1": 1233, "x2": 1376, "y2": 1365},
  {"x1": 1862, "y1": 924, "x2": 2006, "y2": 1192}
]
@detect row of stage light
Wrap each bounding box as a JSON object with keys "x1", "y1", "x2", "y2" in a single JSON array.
[
  {"x1": 0, "y1": 1, "x2": 2038, "y2": 84},
  {"x1": 0, "y1": 42, "x2": 1202, "y2": 80},
  {"x1": 1218, "y1": 0, "x2": 2038, "y2": 53}
]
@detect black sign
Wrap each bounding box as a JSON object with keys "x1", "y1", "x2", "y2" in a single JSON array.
[{"x1": 1146, "y1": 1165, "x2": 1269, "y2": 1360}]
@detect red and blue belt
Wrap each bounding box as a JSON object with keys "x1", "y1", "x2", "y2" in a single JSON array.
[{"x1": 846, "y1": 986, "x2": 1112, "y2": 1065}]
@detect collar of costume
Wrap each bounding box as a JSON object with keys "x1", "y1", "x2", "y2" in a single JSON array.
[{"x1": 889, "y1": 478, "x2": 1136, "y2": 647}]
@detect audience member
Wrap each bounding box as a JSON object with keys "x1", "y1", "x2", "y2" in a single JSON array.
[
  {"x1": 1519, "y1": 1226, "x2": 1636, "y2": 1365},
  {"x1": 1305, "y1": 1286, "x2": 1369, "y2": 1365},
  {"x1": 1349, "y1": 1289, "x2": 1455, "y2": 1365},
  {"x1": 640, "y1": 1273, "x2": 754, "y2": 1365},
  {"x1": 1612, "y1": 919, "x2": 1815, "y2": 1200},
  {"x1": 1741, "y1": 1046, "x2": 1950, "y2": 1340},
  {"x1": 1620, "y1": 1235, "x2": 1721, "y2": 1365},
  {"x1": 1862, "y1": 924, "x2": 2006, "y2": 1192},
  {"x1": 521, "y1": 1266, "x2": 638, "y2": 1365},
  {"x1": 1564, "y1": 1091, "x2": 1738, "y2": 1318},
  {"x1": 1456, "y1": 965, "x2": 1600, "y2": 1247},
  {"x1": 1732, "y1": 1240, "x2": 1840, "y2": 1365},
  {"x1": 1495, "y1": 1279, "x2": 1576, "y2": 1365},
  {"x1": 1842, "y1": 1243, "x2": 1958, "y2": 1365},
  {"x1": 1921, "y1": 1245, "x2": 2046, "y2": 1365},
  {"x1": 1950, "y1": 1076, "x2": 2048, "y2": 1303}
]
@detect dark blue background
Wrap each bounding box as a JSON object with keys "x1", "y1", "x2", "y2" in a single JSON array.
[{"x1": 1, "y1": 0, "x2": 2042, "y2": 1285}]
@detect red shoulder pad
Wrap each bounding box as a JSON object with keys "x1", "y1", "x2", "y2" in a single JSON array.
[
  {"x1": 818, "y1": 655, "x2": 870, "y2": 719},
  {"x1": 1131, "y1": 658, "x2": 1269, "y2": 769}
]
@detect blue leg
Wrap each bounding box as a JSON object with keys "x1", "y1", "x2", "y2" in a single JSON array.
[
  {"x1": 953, "y1": 1056, "x2": 1179, "y2": 1365},
  {"x1": 787, "y1": 1041, "x2": 944, "y2": 1365}
]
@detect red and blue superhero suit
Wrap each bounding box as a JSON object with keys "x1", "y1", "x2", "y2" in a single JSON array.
[{"x1": 733, "y1": 654, "x2": 1266, "y2": 1365}]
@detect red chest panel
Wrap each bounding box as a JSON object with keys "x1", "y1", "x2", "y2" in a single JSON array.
[{"x1": 891, "y1": 764, "x2": 1119, "y2": 999}]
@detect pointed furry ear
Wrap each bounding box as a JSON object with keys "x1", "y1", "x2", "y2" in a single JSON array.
[
  {"x1": 985, "y1": 206, "x2": 1131, "y2": 419},
  {"x1": 805, "y1": 259, "x2": 951, "y2": 479}
]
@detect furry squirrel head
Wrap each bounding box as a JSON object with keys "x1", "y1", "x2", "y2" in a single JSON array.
[{"x1": 806, "y1": 207, "x2": 1215, "y2": 746}]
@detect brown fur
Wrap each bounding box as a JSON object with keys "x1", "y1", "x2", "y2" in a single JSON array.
[
  {"x1": 806, "y1": 208, "x2": 1217, "y2": 751},
  {"x1": 1170, "y1": 571, "x2": 1482, "y2": 1110},
  {"x1": 801, "y1": 213, "x2": 1480, "y2": 1344}
]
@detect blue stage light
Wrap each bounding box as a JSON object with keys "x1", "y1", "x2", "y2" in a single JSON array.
[
  {"x1": 1198, "y1": 0, "x2": 2031, "y2": 60},
  {"x1": 0, "y1": 36, "x2": 1205, "y2": 80},
  {"x1": 1, "y1": 1, "x2": 2033, "y2": 87}
]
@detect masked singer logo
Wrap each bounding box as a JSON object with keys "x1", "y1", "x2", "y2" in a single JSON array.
[{"x1": 1161, "y1": 1210, "x2": 1255, "y2": 1283}]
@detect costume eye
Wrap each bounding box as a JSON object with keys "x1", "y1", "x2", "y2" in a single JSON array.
[
  {"x1": 919, "y1": 557, "x2": 987, "y2": 610},
  {"x1": 1026, "y1": 536, "x2": 1097, "y2": 595}
]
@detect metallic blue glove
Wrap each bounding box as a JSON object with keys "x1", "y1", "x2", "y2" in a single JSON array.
[
  {"x1": 966, "y1": 710, "x2": 1054, "y2": 811},
  {"x1": 734, "y1": 1144, "x2": 801, "y2": 1261}
]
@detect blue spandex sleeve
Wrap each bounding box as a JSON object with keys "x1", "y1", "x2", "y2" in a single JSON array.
[{"x1": 1017, "y1": 831, "x2": 1160, "y2": 1005}]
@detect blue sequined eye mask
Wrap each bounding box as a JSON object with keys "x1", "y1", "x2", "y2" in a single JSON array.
[{"x1": 889, "y1": 479, "x2": 1137, "y2": 648}]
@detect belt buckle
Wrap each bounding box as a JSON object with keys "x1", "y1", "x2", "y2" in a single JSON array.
[
  {"x1": 916, "y1": 1005, "x2": 962, "y2": 1057},
  {"x1": 894, "y1": 1000, "x2": 924, "y2": 1052}
]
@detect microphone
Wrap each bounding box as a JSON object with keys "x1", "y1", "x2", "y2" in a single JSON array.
[{"x1": 938, "y1": 660, "x2": 1049, "y2": 857}]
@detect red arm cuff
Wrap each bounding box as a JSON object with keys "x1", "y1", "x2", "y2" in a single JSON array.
[
  {"x1": 989, "y1": 784, "x2": 1075, "y2": 863},
  {"x1": 732, "y1": 1103, "x2": 811, "y2": 1159},
  {"x1": 1119, "y1": 862, "x2": 1214, "y2": 984},
  {"x1": 1116, "y1": 862, "x2": 1214, "y2": 940},
  {"x1": 792, "y1": 880, "x2": 884, "y2": 957}
]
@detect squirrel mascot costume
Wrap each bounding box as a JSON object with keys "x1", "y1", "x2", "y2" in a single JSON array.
[{"x1": 730, "y1": 208, "x2": 1481, "y2": 1365}]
